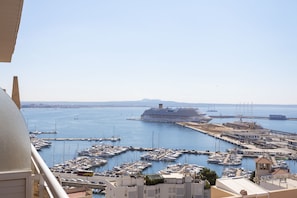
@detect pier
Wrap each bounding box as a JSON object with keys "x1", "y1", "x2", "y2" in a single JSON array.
[
  {"x1": 42, "y1": 137, "x2": 120, "y2": 142},
  {"x1": 177, "y1": 122, "x2": 249, "y2": 149},
  {"x1": 210, "y1": 115, "x2": 297, "y2": 121}
]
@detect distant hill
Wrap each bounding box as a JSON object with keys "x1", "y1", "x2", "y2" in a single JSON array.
[{"x1": 21, "y1": 99, "x2": 209, "y2": 108}]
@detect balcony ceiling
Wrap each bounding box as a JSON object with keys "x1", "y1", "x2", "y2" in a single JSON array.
[{"x1": 0, "y1": 0, "x2": 23, "y2": 62}]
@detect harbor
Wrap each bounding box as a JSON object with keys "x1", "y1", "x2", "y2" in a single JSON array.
[
  {"x1": 30, "y1": 119, "x2": 297, "y2": 176},
  {"x1": 53, "y1": 162, "x2": 207, "y2": 195},
  {"x1": 22, "y1": 105, "x2": 297, "y2": 198},
  {"x1": 3, "y1": 1, "x2": 297, "y2": 197}
]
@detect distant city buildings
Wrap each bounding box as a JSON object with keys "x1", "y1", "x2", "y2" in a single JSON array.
[{"x1": 105, "y1": 164, "x2": 206, "y2": 198}]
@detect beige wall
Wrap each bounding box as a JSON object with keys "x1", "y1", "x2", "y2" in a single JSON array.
[
  {"x1": 211, "y1": 186, "x2": 297, "y2": 198},
  {"x1": 211, "y1": 186, "x2": 237, "y2": 198},
  {"x1": 269, "y1": 188, "x2": 297, "y2": 198}
]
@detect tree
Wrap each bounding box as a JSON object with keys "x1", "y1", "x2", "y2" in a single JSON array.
[{"x1": 199, "y1": 167, "x2": 218, "y2": 186}]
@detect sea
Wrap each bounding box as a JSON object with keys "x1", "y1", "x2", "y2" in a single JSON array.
[{"x1": 21, "y1": 104, "x2": 297, "y2": 198}]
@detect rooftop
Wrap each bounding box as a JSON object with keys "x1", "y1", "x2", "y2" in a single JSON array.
[
  {"x1": 260, "y1": 175, "x2": 297, "y2": 190},
  {"x1": 255, "y1": 157, "x2": 273, "y2": 164},
  {"x1": 161, "y1": 172, "x2": 184, "y2": 179},
  {"x1": 216, "y1": 177, "x2": 269, "y2": 196}
]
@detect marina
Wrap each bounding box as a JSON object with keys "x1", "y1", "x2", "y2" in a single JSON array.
[
  {"x1": 3, "y1": 1, "x2": 297, "y2": 197},
  {"x1": 30, "y1": 135, "x2": 52, "y2": 150},
  {"x1": 77, "y1": 144, "x2": 128, "y2": 158},
  {"x1": 104, "y1": 161, "x2": 152, "y2": 176},
  {"x1": 140, "y1": 148, "x2": 183, "y2": 161},
  {"x1": 22, "y1": 105, "x2": 297, "y2": 197},
  {"x1": 51, "y1": 156, "x2": 108, "y2": 173},
  {"x1": 30, "y1": 119, "x2": 297, "y2": 175},
  {"x1": 207, "y1": 148, "x2": 243, "y2": 166}
]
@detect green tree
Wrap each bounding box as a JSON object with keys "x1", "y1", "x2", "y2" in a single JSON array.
[{"x1": 199, "y1": 167, "x2": 218, "y2": 186}]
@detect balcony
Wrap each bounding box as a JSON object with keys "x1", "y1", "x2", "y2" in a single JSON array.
[
  {"x1": 0, "y1": 88, "x2": 69, "y2": 198},
  {"x1": 31, "y1": 144, "x2": 69, "y2": 198}
]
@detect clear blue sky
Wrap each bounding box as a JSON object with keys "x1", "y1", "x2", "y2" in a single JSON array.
[{"x1": 1, "y1": 0, "x2": 297, "y2": 104}]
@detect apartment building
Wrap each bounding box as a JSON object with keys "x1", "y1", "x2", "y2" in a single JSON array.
[
  {"x1": 105, "y1": 173, "x2": 205, "y2": 198},
  {"x1": 211, "y1": 156, "x2": 297, "y2": 198}
]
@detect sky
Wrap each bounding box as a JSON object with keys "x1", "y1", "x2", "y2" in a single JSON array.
[{"x1": 0, "y1": 0, "x2": 297, "y2": 104}]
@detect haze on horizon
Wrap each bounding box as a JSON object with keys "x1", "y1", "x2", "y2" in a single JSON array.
[{"x1": 0, "y1": 1, "x2": 296, "y2": 105}]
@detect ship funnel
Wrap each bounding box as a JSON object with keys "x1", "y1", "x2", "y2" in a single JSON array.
[
  {"x1": 159, "y1": 104, "x2": 163, "y2": 109},
  {"x1": 12, "y1": 76, "x2": 21, "y2": 109}
]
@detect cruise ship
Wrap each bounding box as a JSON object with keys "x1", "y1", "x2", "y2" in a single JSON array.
[{"x1": 141, "y1": 104, "x2": 211, "y2": 123}]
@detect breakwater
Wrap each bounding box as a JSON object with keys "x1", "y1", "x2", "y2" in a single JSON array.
[
  {"x1": 210, "y1": 115, "x2": 297, "y2": 121},
  {"x1": 42, "y1": 137, "x2": 121, "y2": 142}
]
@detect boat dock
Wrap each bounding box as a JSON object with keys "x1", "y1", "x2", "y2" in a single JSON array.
[
  {"x1": 42, "y1": 137, "x2": 121, "y2": 142},
  {"x1": 210, "y1": 115, "x2": 297, "y2": 121},
  {"x1": 140, "y1": 148, "x2": 183, "y2": 161},
  {"x1": 177, "y1": 122, "x2": 249, "y2": 149},
  {"x1": 109, "y1": 161, "x2": 152, "y2": 175}
]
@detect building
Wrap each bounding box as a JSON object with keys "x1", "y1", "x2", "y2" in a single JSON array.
[
  {"x1": 254, "y1": 157, "x2": 274, "y2": 180},
  {"x1": 211, "y1": 156, "x2": 297, "y2": 198},
  {"x1": 211, "y1": 177, "x2": 269, "y2": 198},
  {"x1": 105, "y1": 173, "x2": 205, "y2": 198},
  {"x1": 211, "y1": 176, "x2": 297, "y2": 198}
]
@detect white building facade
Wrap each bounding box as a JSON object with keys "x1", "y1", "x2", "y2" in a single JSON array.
[{"x1": 105, "y1": 173, "x2": 205, "y2": 198}]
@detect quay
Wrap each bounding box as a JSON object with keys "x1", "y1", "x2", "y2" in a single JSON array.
[
  {"x1": 270, "y1": 130, "x2": 297, "y2": 137},
  {"x1": 176, "y1": 121, "x2": 297, "y2": 160},
  {"x1": 33, "y1": 136, "x2": 216, "y2": 156},
  {"x1": 42, "y1": 137, "x2": 120, "y2": 142},
  {"x1": 210, "y1": 115, "x2": 267, "y2": 119},
  {"x1": 210, "y1": 115, "x2": 297, "y2": 121},
  {"x1": 176, "y1": 122, "x2": 249, "y2": 149}
]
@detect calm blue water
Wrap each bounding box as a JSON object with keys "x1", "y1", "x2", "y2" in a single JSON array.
[{"x1": 21, "y1": 104, "x2": 297, "y2": 197}]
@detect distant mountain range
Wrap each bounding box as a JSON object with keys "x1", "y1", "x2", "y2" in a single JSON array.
[{"x1": 21, "y1": 99, "x2": 209, "y2": 108}]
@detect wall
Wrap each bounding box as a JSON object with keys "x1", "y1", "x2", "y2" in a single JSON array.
[
  {"x1": 211, "y1": 186, "x2": 237, "y2": 198},
  {"x1": 269, "y1": 188, "x2": 297, "y2": 198}
]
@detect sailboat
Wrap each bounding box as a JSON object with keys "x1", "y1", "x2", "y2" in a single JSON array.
[{"x1": 207, "y1": 104, "x2": 218, "y2": 112}]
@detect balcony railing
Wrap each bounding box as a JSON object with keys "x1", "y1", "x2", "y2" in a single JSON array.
[{"x1": 31, "y1": 144, "x2": 69, "y2": 198}]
